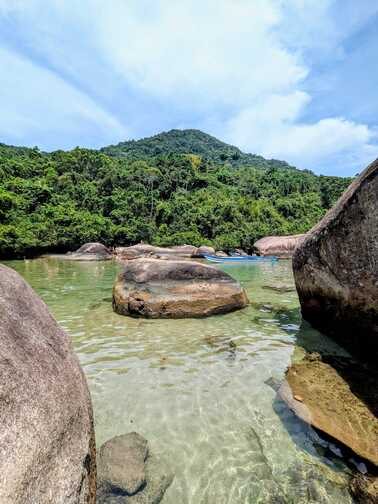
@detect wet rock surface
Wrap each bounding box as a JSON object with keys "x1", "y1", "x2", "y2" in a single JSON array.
[
  {"x1": 293, "y1": 159, "x2": 378, "y2": 361},
  {"x1": 96, "y1": 433, "x2": 173, "y2": 504},
  {"x1": 350, "y1": 474, "x2": 378, "y2": 503},
  {"x1": 279, "y1": 354, "x2": 378, "y2": 467},
  {"x1": 112, "y1": 258, "x2": 248, "y2": 318},
  {"x1": 254, "y1": 234, "x2": 306, "y2": 258},
  {"x1": 0, "y1": 264, "x2": 96, "y2": 504}
]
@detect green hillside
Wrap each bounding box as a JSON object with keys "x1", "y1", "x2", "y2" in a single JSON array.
[
  {"x1": 0, "y1": 132, "x2": 352, "y2": 258},
  {"x1": 101, "y1": 129, "x2": 296, "y2": 170}
]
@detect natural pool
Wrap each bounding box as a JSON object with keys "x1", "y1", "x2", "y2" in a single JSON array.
[{"x1": 5, "y1": 257, "x2": 354, "y2": 503}]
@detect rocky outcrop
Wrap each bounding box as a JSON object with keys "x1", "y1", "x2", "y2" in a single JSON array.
[
  {"x1": 96, "y1": 433, "x2": 173, "y2": 503},
  {"x1": 115, "y1": 244, "x2": 217, "y2": 260},
  {"x1": 115, "y1": 244, "x2": 197, "y2": 261},
  {"x1": 254, "y1": 234, "x2": 306, "y2": 258},
  {"x1": 293, "y1": 159, "x2": 378, "y2": 360},
  {"x1": 278, "y1": 355, "x2": 378, "y2": 467},
  {"x1": 69, "y1": 242, "x2": 112, "y2": 261},
  {"x1": 0, "y1": 264, "x2": 96, "y2": 504},
  {"x1": 112, "y1": 258, "x2": 248, "y2": 318}
]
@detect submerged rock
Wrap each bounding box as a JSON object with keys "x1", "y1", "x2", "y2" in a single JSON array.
[
  {"x1": 279, "y1": 356, "x2": 378, "y2": 467},
  {"x1": 70, "y1": 242, "x2": 112, "y2": 260},
  {"x1": 96, "y1": 433, "x2": 173, "y2": 503},
  {"x1": 112, "y1": 258, "x2": 248, "y2": 318},
  {"x1": 0, "y1": 264, "x2": 96, "y2": 504},
  {"x1": 254, "y1": 234, "x2": 306, "y2": 258},
  {"x1": 293, "y1": 159, "x2": 378, "y2": 361},
  {"x1": 350, "y1": 474, "x2": 378, "y2": 503}
]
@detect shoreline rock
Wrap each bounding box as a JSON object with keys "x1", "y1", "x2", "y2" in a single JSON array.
[
  {"x1": 254, "y1": 234, "x2": 306, "y2": 258},
  {"x1": 112, "y1": 258, "x2": 249, "y2": 318},
  {"x1": 68, "y1": 242, "x2": 113, "y2": 261},
  {"x1": 293, "y1": 159, "x2": 378, "y2": 361}
]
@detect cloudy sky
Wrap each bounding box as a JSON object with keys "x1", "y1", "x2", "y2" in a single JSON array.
[{"x1": 0, "y1": 0, "x2": 377, "y2": 176}]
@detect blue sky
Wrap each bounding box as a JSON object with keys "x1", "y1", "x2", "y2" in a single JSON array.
[{"x1": 0, "y1": 0, "x2": 377, "y2": 176}]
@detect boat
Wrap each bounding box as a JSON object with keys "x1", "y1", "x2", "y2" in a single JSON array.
[{"x1": 204, "y1": 254, "x2": 278, "y2": 263}]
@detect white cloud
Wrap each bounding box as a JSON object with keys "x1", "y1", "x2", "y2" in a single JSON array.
[
  {"x1": 0, "y1": 46, "x2": 128, "y2": 149},
  {"x1": 223, "y1": 91, "x2": 377, "y2": 174},
  {"x1": 0, "y1": 0, "x2": 377, "y2": 173}
]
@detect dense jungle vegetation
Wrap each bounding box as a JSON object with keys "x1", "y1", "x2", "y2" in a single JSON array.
[{"x1": 0, "y1": 130, "x2": 352, "y2": 258}]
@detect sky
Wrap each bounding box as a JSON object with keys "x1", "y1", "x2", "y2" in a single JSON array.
[{"x1": 0, "y1": 0, "x2": 377, "y2": 176}]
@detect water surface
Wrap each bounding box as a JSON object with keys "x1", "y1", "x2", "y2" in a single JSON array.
[{"x1": 4, "y1": 257, "x2": 354, "y2": 503}]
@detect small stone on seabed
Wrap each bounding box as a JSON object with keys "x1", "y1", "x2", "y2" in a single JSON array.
[{"x1": 294, "y1": 395, "x2": 304, "y2": 402}]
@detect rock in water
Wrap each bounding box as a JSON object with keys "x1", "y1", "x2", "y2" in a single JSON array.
[
  {"x1": 71, "y1": 242, "x2": 112, "y2": 260},
  {"x1": 96, "y1": 433, "x2": 173, "y2": 504},
  {"x1": 112, "y1": 258, "x2": 248, "y2": 318},
  {"x1": 254, "y1": 234, "x2": 306, "y2": 258},
  {"x1": 97, "y1": 433, "x2": 148, "y2": 496},
  {"x1": 0, "y1": 264, "x2": 96, "y2": 504},
  {"x1": 278, "y1": 357, "x2": 378, "y2": 467},
  {"x1": 293, "y1": 159, "x2": 378, "y2": 360},
  {"x1": 350, "y1": 474, "x2": 378, "y2": 503}
]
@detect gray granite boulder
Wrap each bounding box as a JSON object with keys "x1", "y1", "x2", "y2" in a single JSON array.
[
  {"x1": 293, "y1": 159, "x2": 378, "y2": 360},
  {"x1": 96, "y1": 433, "x2": 173, "y2": 504},
  {"x1": 0, "y1": 264, "x2": 96, "y2": 504},
  {"x1": 112, "y1": 258, "x2": 248, "y2": 318}
]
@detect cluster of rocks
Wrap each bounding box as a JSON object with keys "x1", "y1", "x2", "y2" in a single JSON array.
[
  {"x1": 282, "y1": 158, "x2": 378, "y2": 502},
  {"x1": 0, "y1": 264, "x2": 173, "y2": 504},
  {"x1": 114, "y1": 243, "x2": 220, "y2": 260}
]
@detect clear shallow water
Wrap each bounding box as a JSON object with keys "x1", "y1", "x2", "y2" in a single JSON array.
[{"x1": 4, "y1": 258, "x2": 354, "y2": 503}]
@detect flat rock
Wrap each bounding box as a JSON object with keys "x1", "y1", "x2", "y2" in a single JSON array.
[
  {"x1": 279, "y1": 358, "x2": 378, "y2": 467},
  {"x1": 112, "y1": 258, "x2": 248, "y2": 318},
  {"x1": 254, "y1": 234, "x2": 306, "y2": 258},
  {"x1": 293, "y1": 159, "x2": 378, "y2": 360},
  {"x1": 0, "y1": 264, "x2": 96, "y2": 504}
]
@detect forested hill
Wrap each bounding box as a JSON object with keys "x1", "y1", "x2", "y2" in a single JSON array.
[
  {"x1": 0, "y1": 135, "x2": 352, "y2": 258},
  {"x1": 101, "y1": 129, "x2": 295, "y2": 170}
]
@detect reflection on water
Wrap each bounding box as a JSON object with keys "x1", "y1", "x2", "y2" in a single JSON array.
[{"x1": 4, "y1": 257, "x2": 353, "y2": 503}]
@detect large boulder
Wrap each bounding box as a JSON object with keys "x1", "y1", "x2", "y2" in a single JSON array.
[
  {"x1": 254, "y1": 234, "x2": 306, "y2": 258},
  {"x1": 70, "y1": 242, "x2": 112, "y2": 261},
  {"x1": 0, "y1": 264, "x2": 96, "y2": 504},
  {"x1": 96, "y1": 432, "x2": 173, "y2": 503},
  {"x1": 112, "y1": 258, "x2": 248, "y2": 318},
  {"x1": 293, "y1": 159, "x2": 378, "y2": 360}
]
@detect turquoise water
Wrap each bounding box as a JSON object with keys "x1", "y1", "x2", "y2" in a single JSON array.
[{"x1": 4, "y1": 257, "x2": 353, "y2": 503}]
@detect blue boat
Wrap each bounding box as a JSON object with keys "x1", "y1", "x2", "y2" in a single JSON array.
[{"x1": 204, "y1": 254, "x2": 278, "y2": 263}]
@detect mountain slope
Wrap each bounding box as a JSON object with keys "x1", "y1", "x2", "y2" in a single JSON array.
[{"x1": 101, "y1": 129, "x2": 296, "y2": 170}]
